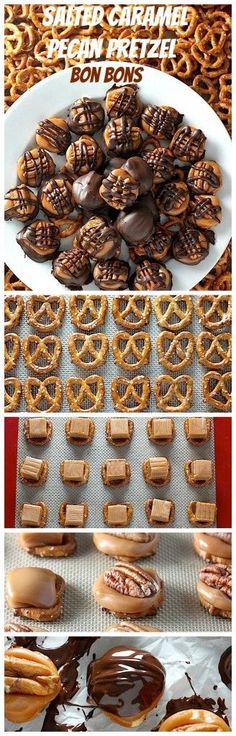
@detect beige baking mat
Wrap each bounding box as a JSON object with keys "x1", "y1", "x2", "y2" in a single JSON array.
[
  {"x1": 4, "y1": 532, "x2": 231, "y2": 633},
  {"x1": 13, "y1": 416, "x2": 216, "y2": 528}
]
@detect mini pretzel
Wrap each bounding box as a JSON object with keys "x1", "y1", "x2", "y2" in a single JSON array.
[
  {"x1": 4, "y1": 296, "x2": 24, "y2": 330},
  {"x1": 68, "y1": 333, "x2": 109, "y2": 370},
  {"x1": 69, "y1": 294, "x2": 108, "y2": 331},
  {"x1": 203, "y1": 371, "x2": 231, "y2": 411},
  {"x1": 154, "y1": 375, "x2": 193, "y2": 412},
  {"x1": 157, "y1": 331, "x2": 195, "y2": 372},
  {"x1": 196, "y1": 295, "x2": 232, "y2": 330},
  {"x1": 4, "y1": 333, "x2": 21, "y2": 372},
  {"x1": 112, "y1": 331, "x2": 151, "y2": 371},
  {"x1": 213, "y1": 272, "x2": 232, "y2": 290},
  {"x1": 5, "y1": 377, "x2": 21, "y2": 412},
  {"x1": 23, "y1": 335, "x2": 62, "y2": 375},
  {"x1": 26, "y1": 296, "x2": 66, "y2": 333},
  {"x1": 196, "y1": 332, "x2": 231, "y2": 369},
  {"x1": 24, "y1": 376, "x2": 63, "y2": 413},
  {"x1": 4, "y1": 268, "x2": 29, "y2": 291},
  {"x1": 66, "y1": 376, "x2": 105, "y2": 412},
  {"x1": 154, "y1": 295, "x2": 193, "y2": 331},
  {"x1": 112, "y1": 296, "x2": 151, "y2": 329},
  {"x1": 50, "y1": 215, "x2": 83, "y2": 238},
  {"x1": 111, "y1": 376, "x2": 150, "y2": 413}
]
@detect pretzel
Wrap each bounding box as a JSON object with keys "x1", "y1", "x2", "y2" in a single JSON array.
[
  {"x1": 157, "y1": 331, "x2": 195, "y2": 372},
  {"x1": 23, "y1": 335, "x2": 62, "y2": 375},
  {"x1": 4, "y1": 22, "x2": 24, "y2": 56},
  {"x1": 203, "y1": 371, "x2": 231, "y2": 411},
  {"x1": 196, "y1": 332, "x2": 231, "y2": 369},
  {"x1": 196, "y1": 295, "x2": 232, "y2": 330},
  {"x1": 112, "y1": 331, "x2": 151, "y2": 371},
  {"x1": 213, "y1": 272, "x2": 232, "y2": 290},
  {"x1": 4, "y1": 296, "x2": 24, "y2": 330},
  {"x1": 220, "y1": 74, "x2": 232, "y2": 101},
  {"x1": 69, "y1": 295, "x2": 108, "y2": 332},
  {"x1": 161, "y1": 51, "x2": 196, "y2": 80},
  {"x1": 192, "y1": 75, "x2": 218, "y2": 105},
  {"x1": 26, "y1": 296, "x2": 66, "y2": 334},
  {"x1": 68, "y1": 333, "x2": 109, "y2": 370},
  {"x1": 111, "y1": 376, "x2": 150, "y2": 413},
  {"x1": 5, "y1": 377, "x2": 21, "y2": 412},
  {"x1": 112, "y1": 296, "x2": 151, "y2": 330},
  {"x1": 213, "y1": 99, "x2": 232, "y2": 130},
  {"x1": 154, "y1": 295, "x2": 193, "y2": 332},
  {"x1": 154, "y1": 375, "x2": 193, "y2": 412},
  {"x1": 66, "y1": 376, "x2": 105, "y2": 412},
  {"x1": 24, "y1": 376, "x2": 63, "y2": 412},
  {"x1": 50, "y1": 215, "x2": 83, "y2": 238},
  {"x1": 4, "y1": 268, "x2": 29, "y2": 291},
  {"x1": 174, "y1": 5, "x2": 199, "y2": 38},
  {"x1": 4, "y1": 333, "x2": 21, "y2": 372}
]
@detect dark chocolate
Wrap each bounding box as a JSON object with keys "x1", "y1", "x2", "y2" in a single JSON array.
[
  {"x1": 93, "y1": 259, "x2": 129, "y2": 290},
  {"x1": 16, "y1": 220, "x2": 60, "y2": 263},
  {"x1": 52, "y1": 248, "x2": 91, "y2": 289},
  {"x1": 116, "y1": 206, "x2": 154, "y2": 245},
  {"x1": 72, "y1": 172, "x2": 103, "y2": 210},
  {"x1": 122, "y1": 156, "x2": 153, "y2": 194},
  {"x1": 218, "y1": 647, "x2": 231, "y2": 690},
  {"x1": 68, "y1": 97, "x2": 104, "y2": 135}
]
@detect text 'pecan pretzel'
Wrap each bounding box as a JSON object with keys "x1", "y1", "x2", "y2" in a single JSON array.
[
  {"x1": 69, "y1": 294, "x2": 108, "y2": 331},
  {"x1": 157, "y1": 330, "x2": 195, "y2": 371},
  {"x1": 66, "y1": 376, "x2": 105, "y2": 412},
  {"x1": 111, "y1": 376, "x2": 150, "y2": 413},
  {"x1": 68, "y1": 333, "x2": 109, "y2": 370},
  {"x1": 5, "y1": 377, "x2": 21, "y2": 412},
  {"x1": 24, "y1": 377, "x2": 63, "y2": 412},
  {"x1": 26, "y1": 295, "x2": 66, "y2": 333},
  {"x1": 154, "y1": 374, "x2": 193, "y2": 412},
  {"x1": 4, "y1": 295, "x2": 24, "y2": 330},
  {"x1": 197, "y1": 295, "x2": 232, "y2": 330},
  {"x1": 203, "y1": 371, "x2": 231, "y2": 411},
  {"x1": 196, "y1": 331, "x2": 231, "y2": 369},
  {"x1": 112, "y1": 331, "x2": 151, "y2": 371},
  {"x1": 4, "y1": 333, "x2": 21, "y2": 372},
  {"x1": 154, "y1": 295, "x2": 193, "y2": 331},
  {"x1": 23, "y1": 335, "x2": 62, "y2": 375},
  {"x1": 112, "y1": 295, "x2": 151, "y2": 329}
]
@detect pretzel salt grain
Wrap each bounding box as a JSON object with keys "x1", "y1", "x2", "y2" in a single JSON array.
[
  {"x1": 203, "y1": 371, "x2": 231, "y2": 411},
  {"x1": 68, "y1": 333, "x2": 109, "y2": 370},
  {"x1": 112, "y1": 295, "x2": 151, "y2": 330},
  {"x1": 4, "y1": 296, "x2": 24, "y2": 330},
  {"x1": 4, "y1": 333, "x2": 21, "y2": 372},
  {"x1": 196, "y1": 332, "x2": 231, "y2": 369},
  {"x1": 23, "y1": 335, "x2": 62, "y2": 375},
  {"x1": 157, "y1": 331, "x2": 195, "y2": 372},
  {"x1": 5, "y1": 377, "x2": 21, "y2": 412},
  {"x1": 24, "y1": 376, "x2": 63, "y2": 413},
  {"x1": 154, "y1": 295, "x2": 193, "y2": 331},
  {"x1": 26, "y1": 296, "x2": 65, "y2": 333},
  {"x1": 154, "y1": 375, "x2": 193, "y2": 412},
  {"x1": 196, "y1": 295, "x2": 232, "y2": 330},
  {"x1": 111, "y1": 375, "x2": 150, "y2": 413},
  {"x1": 112, "y1": 331, "x2": 151, "y2": 371},
  {"x1": 69, "y1": 295, "x2": 108, "y2": 332},
  {"x1": 66, "y1": 376, "x2": 105, "y2": 412}
]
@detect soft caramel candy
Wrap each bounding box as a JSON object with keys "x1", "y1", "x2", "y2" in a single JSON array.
[
  {"x1": 196, "y1": 502, "x2": 216, "y2": 523},
  {"x1": 110, "y1": 418, "x2": 129, "y2": 440},
  {"x1": 149, "y1": 458, "x2": 169, "y2": 481},
  {"x1": 191, "y1": 459, "x2": 212, "y2": 482},
  {"x1": 69, "y1": 417, "x2": 90, "y2": 438},
  {"x1": 107, "y1": 505, "x2": 128, "y2": 525},
  {"x1": 29, "y1": 418, "x2": 47, "y2": 439},
  {"x1": 63, "y1": 460, "x2": 85, "y2": 482},
  {"x1": 65, "y1": 504, "x2": 85, "y2": 527},
  {"x1": 6, "y1": 568, "x2": 58, "y2": 609},
  {"x1": 20, "y1": 504, "x2": 43, "y2": 526},
  {"x1": 106, "y1": 459, "x2": 127, "y2": 482},
  {"x1": 20, "y1": 457, "x2": 43, "y2": 482},
  {"x1": 152, "y1": 418, "x2": 173, "y2": 440},
  {"x1": 20, "y1": 533, "x2": 64, "y2": 549},
  {"x1": 151, "y1": 499, "x2": 171, "y2": 523},
  {"x1": 187, "y1": 417, "x2": 208, "y2": 439}
]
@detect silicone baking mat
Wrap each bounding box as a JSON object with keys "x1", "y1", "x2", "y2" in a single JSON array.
[
  {"x1": 4, "y1": 532, "x2": 231, "y2": 633},
  {"x1": 4, "y1": 294, "x2": 232, "y2": 413},
  {"x1": 13, "y1": 416, "x2": 216, "y2": 528}
]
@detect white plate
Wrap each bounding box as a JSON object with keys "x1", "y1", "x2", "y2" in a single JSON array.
[{"x1": 5, "y1": 62, "x2": 231, "y2": 292}]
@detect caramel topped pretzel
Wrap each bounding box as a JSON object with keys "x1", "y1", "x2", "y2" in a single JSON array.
[
  {"x1": 66, "y1": 376, "x2": 105, "y2": 412},
  {"x1": 197, "y1": 295, "x2": 232, "y2": 330},
  {"x1": 154, "y1": 295, "x2": 193, "y2": 331},
  {"x1": 5, "y1": 377, "x2": 21, "y2": 412},
  {"x1": 26, "y1": 295, "x2": 66, "y2": 333},
  {"x1": 4, "y1": 333, "x2": 21, "y2": 372},
  {"x1": 24, "y1": 377, "x2": 63, "y2": 413},
  {"x1": 69, "y1": 294, "x2": 108, "y2": 331},
  {"x1": 112, "y1": 295, "x2": 151, "y2": 330},
  {"x1": 203, "y1": 371, "x2": 231, "y2": 411},
  {"x1": 68, "y1": 333, "x2": 109, "y2": 370},
  {"x1": 154, "y1": 374, "x2": 193, "y2": 412},
  {"x1": 23, "y1": 335, "x2": 62, "y2": 375},
  {"x1": 157, "y1": 331, "x2": 195, "y2": 372},
  {"x1": 196, "y1": 331, "x2": 231, "y2": 369},
  {"x1": 111, "y1": 375, "x2": 150, "y2": 413},
  {"x1": 112, "y1": 331, "x2": 151, "y2": 371},
  {"x1": 4, "y1": 296, "x2": 24, "y2": 330}
]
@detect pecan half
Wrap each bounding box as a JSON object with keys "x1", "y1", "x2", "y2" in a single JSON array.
[
  {"x1": 5, "y1": 648, "x2": 60, "y2": 696},
  {"x1": 212, "y1": 533, "x2": 231, "y2": 545},
  {"x1": 199, "y1": 564, "x2": 231, "y2": 598},
  {"x1": 104, "y1": 562, "x2": 159, "y2": 598}
]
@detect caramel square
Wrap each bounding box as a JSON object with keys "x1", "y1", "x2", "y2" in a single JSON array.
[
  {"x1": 192, "y1": 460, "x2": 212, "y2": 482},
  {"x1": 106, "y1": 459, "x2": 126, "y2": 482},
  {"x1": 151, "y1": 499, "x2": 171, "y2": 523},
  {"x1": 107, "y1": 505, "x2": 128, "y2": 525},
  {"x1": 149, "y1": 457, "x2": 169, "y2": 481},
  {"x1": 110, "y1": 418, "x2": 129, "y2": 440},
  {"x1": 20, "y1": 503, "x2": 42, "y2": 526},
  {"x1": 69, "y1": 418, "x2": 90, "y2": 439},
  {"x1": 188, "y1": 418, "x2": 207, "y2": 439},
  {"x1": 152, "y1": 418, "x2": 172, "y2": 439},
  {"x1": 195, "y1": 502, "x2": 216, "y2": 523},
  {"x1": 63, "y1": 460, "x2": 85, "y2": 482},
  {"x1": 65, "y1": 504, "x2": 85, "y2": 527},
  {"x1": 29, "y1": 418, "x2": 47, "y2": 439},
  {"x1": 21, "y1": 457, "x2": 43, "y2": 482}
]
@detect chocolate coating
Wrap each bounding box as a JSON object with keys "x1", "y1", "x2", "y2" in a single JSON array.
[
  {"x1": 218, "y1": 647, "x2": 231, "y2": 690},
  {"x1": 116, "y1": 206, "x2": 154, "y2": 245},
  {"x1": 141, "y1": 105, "x2": 183, "y2": 139},
  {"x1": 68, "y1": 97, "x2": 104, "y2": 135},
  {"x1": 129, "y1": 224, "x2": 172, "y2": 263},
  {"x1": 103, "y1": 157, "x2": 126, "y2": 177},
  {"x1": 132, "y1": 260, "x2": 172, "y2": 291},
  {"x1": 52, "y1": 248, "x2": 91, "y2": 289},
  {"x1": 142, "y1": 146, "x2": 175, "y2": 184},
  {"x1": 38, "y1": 176, "x2": 73, "y2": 218},
  {"x1": 72, "y1": 172, "x2": 103, "y2": 210},
  {"x1": 66, "y1": 135, "x2": 104, "y2": 175},
  {"x1": 75, "y1": 215, "x2": 121, "y2": 260},
  {"x1": 16, "y1": 220, "x2": 60, "y2": 262},
  {"x1": 158, "y1": 181, "x2": 190, "y2": 216},
  {"x1": 35, "y1": 118, "x2": 71, "y2": 155},
  {"x1": 170, "y1": 125, "x2": 206, "y2": 163},
  {"x1": 173, "y1": 226, "x2": 209, "y2": 265},
  {"x1": 4, "y1": 185, "x2": 39, "y2": 222},
  {"x1": 93, "y1": 259, "x2": 129, "y2": 290},
  {"x1": 188, "y1": 195, "x2": 222, "y2": 228},
  {"x1": 105, "y1": 84, "x2": 142, "y2": 119},
  {"x1": 104, "y1": 116, "x2": 142, "y2": 155},
  {"x1": 100, "y1": 168, "x2": 140, "y2": 210},
  {"x1": 122, "y1": 156, "x2": 153, "y2": 194}
]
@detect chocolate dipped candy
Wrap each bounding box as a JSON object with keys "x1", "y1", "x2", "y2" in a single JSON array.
[
  {"x1": 187, "y1": 160, "x2": 222, "y2": 195},
  {"x1": 76, "y1": 215, "x2": 121, "y2": 260},
  {"x1": 132, "y1": 260, "x2": 172, "y2": 291},
  {"x1": 100, "y1": 168, "x2": 140, "y2": 210},
  {"x1": 193, "y1": 533, "x2": 231, "y2": 565},
  {"x1": 170, "y1": 125, "x2": 206, "y2": 163},
  {"x1": 103, "y1": 156, "x2": 126, "y2": 177},
  {"x1": 93, "y1": 259, "x2": 129, "y2": 290},
  {"x1": 105, "y1": 84, "x2": 142, "y2": 119},
  {"x1": 141, "y1": 104, "x2": 183, "y2": 139},
  {"x1": 19, "y1": 532, "x2": 76, "y2": 558},
  {"x1": 52, "y1": 248, "x2": 91, "y2": 289},
  {"x1": 38, "y1": 176, "x2": 73, "y2": 219},
  {"x1": 197, "y1": 563, "x2": 231, "y2": 619},
  {"x1": 116, "y1": 206, "x2": 154, "y2": 245},
  {"x1": 4, "y1": 647, "x2": 61, "y2": 723},
  {"x1": 188, "y1": 194, "x2": 222, "y2": 228},
  {"x1": 172, "y1": 226, "x2": 209, "y2": 265},
  {"x1": 219, "y1": 647, "x2": 231, "y2": 690},
  {"x1": 67, "y1": 96, "x2": 104, "y2": 135},
  {"x1": 93, "y1": 532, "x2": 159, "y2": 561},
  {"x1": 87, "y1": 645, "x2": 165, "y2": 727},
  {"x1": 158, "y1": 181, "x2": 190, "y2": 216},
  {"x1": 92, "y1": 561, "x2": 164, "y2": 618},
  {"x1": 66, "y1": 135, "x2": 104, "y2": 175},
  {"x1": 104, "y1": 116, "x2": 142, "y2": 155},
  {"x1": 6, "y1": 566, "x2": 65, "y2": 621},
  {"x1": 16, "y1": 220, "x2": 60, "y2": 263},
  {"x1": 129, "y1": 224, "x2": 172, "y2": 264},
  {"x1": 35, "y1": 117, "x2": 71, "y2": 155},
  {"x1": 17, "y1": 148, "x2": 55, "y2": 187},
  {"x1": 72, "y1": 172, "x2": 103, "y2": 210},
  {"x1": 159, "y1": 709, "x2": 230, "y2": 731},
  {"x1": 4, "y1": 185, "x2": 39, "y2": 222},
  {"x1": 122, "y1": 156, "x2": 153, "y2": 195},
  {"x1": 141, "y1": 145, "x2": 175, "y2": 185}
]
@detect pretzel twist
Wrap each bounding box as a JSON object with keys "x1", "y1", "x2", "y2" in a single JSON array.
[
  {"x1": 154, "y1": 375, "x2": 193, "y2": 412},
  {"x1": 26, "y1": 296, "x2": 65, "y2": 333},
  {"x1": 154, "y1": 295, "x2": 193, "y2": 331},
  {"x1": 23, "y1": 335, "x2": 62, "y2": 375},
  {"x1": 4, "y1": 296, "x2": 24, "y2": 330},
  {"x1": 5, "y1": 377, "x2": 21, "y2": 412},
  {"x1": 24, "y1": 376, "x2": 63, "y2": 412},
  {"x1": 112, "y1": 295, "x2": 151, "y2": 329},
  {"x1": 203, "y1": 371, "x2": 231, "y2": 411},
  {"x1": 196, "y1": 331, "x2": 231, "y2": 369},
  {"x1": 111, "y1": 376, "x2": 150, "y2": 413},
  {"x1": 112, "y1": 331, "x2": 151, "y2": 371},
  {"x1": 68, "y1": 333, "x2": 109, "y2": 370},
  {"x1": 196, "y1": 295, "x2": 232, "y2": 330},
  {"x1": 69, "y1": 295, "x2": 108, "y2": 331},
  {"x1": 157, "y1": 331, "x2": 195, "y2": 371},
  {"x1": 66, "y1": 376, "x2": 105, "y2": 412},
  {"x1": 4, "y1": 333, "x2": 21, "y2": 372}
]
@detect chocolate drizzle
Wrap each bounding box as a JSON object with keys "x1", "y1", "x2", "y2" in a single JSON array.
[
  {"x1": 40, "y1": 178, "x2": 73, "y2": 217},
  {"x1": 142, "y1": 148, "x2": 175, "y2": 181},
  {"x1": 67, "y1": 137, "x2": 102, "y2": 174},
  {"x1": 107, "y1": 85, "x2": 140, "y2": 118},
  {"x1": 142, "y1": 105, "x2": 183, "y2": 139},
  {"x1": 68, "y1": 98, "x2": 104, "y2": 135},
  {"x1": 21, "y1": 149, "x2": 55, "y2": 187},
  {"x1": 105, "y1": 116, "x2": 141, "y2": 154},
  {"x1": 170, "y1": 125, "x2": 206, "y2": 162},
  {"x1": 190, "y1": 196, "x2": 221, "y2": 223},
  {"x1": 36, "y1": 120, "x2": 71, "y2": 155}
]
